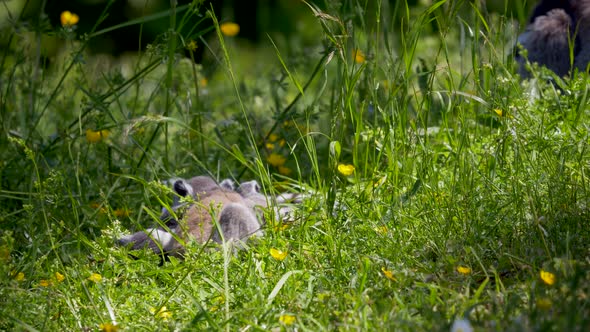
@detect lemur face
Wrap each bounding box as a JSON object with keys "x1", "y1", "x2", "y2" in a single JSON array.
[{"x1": 236, "y1": 180, "x2": 261, "y2": 196}]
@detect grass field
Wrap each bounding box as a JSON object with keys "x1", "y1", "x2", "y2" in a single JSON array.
[{"x1": 1, "y1": 1, "x2": 589, "y2": 331}]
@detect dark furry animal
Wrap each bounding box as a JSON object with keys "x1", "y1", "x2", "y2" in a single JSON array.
[{"x1": 516, "y1": 0, "x2": 590, "y2": 77}]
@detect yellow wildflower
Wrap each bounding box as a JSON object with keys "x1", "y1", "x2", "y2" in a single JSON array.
[
  {"x1": 457, "y1": 266, "x2": 472, "y2": 275},
  {"x1": 88, "y1": 273, "x2": 102, "y2": 283},
  {"x1": 266, "y1": 142, "x2": 275, "y2": 150},
  {"x1": 113, "y1": 208, "x2": 130, "y2": 218},
  {"x1": 373, "y1": 175, "x2": 387, "y2": 188},
  {"x1": 536, "y1": 298, "x2": 552, "y2": 310},
  {"x1": 381, "y1": 267, "x2": 397, "y2": 281},
  {"x1": 90, "y1": 202, "x2": 108, "y2": 214},
  {"x1": 279, "y1": 139, "x2": 286, "y2": 147},
  {"x1": 270, "y1": 248, "x2": 288, "y2": 261},
  {"x1": 15, "y1": 272, "x2": 25, "y2": 281},
  {"x1": 39, "y1": 279, "x2": 52, "y2": 287},
  {"x1": 273, "y1": 223, "x2": 289, "y2": 231},
  {"x1": 374, "y1": 226, "x2": 388, "y2": 235},
  {"x1": 220, "y1": 22, "x2": 240, "y2": 37},
  {"x1": 55, "y1": 272, "x2": 65, "y2": 283},
  {"x1": 279, "y1": 314, "x2": 296, "y2": 325},
  {"x1": 60, "y1": 11, "x2": 79, "y2": 27},
  {"x1": 353, "y1": 48, "x2": 366, "y2": 63},
  {"x1": 540, "y1": 270, "x2": 556, "y2": 286},
  {"x1": 150, "y1": 306, "x2": 172, "y2": 321},
  {"x1": 269, "y1": 133, "x2": 280, "y2": 142},
  {"x1": 278, "y1": 166, "x2": 292, "y2": 176},
  {"x1": 267, "y1": 153, "x2": 287, "y2": 167},
  {"x1": 186, "y1": 40, "x2": 198, "y2": 52},
  {"x1": 99, "y1": 323, "x2": 119, "y2": 332},
  {"x1": 199, "y1": 78, "x2": 208, "y2": 87},
  {"x1": 86, "y1": 129, "x2": 109, "y2": 143},
  {"x1": 337, "y1": 164, "x2": 355, "y2": 176},
  {"x1": 493, "y1": 108, "x2": 513, "y2": 118}
]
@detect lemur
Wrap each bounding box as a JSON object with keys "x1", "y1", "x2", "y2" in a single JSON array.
[
  {"x1": 223, "y1": 178, "x2": 302, "y2": 224},
  {"x1": 516, "y1": 0, "x2": 590, "y2": 77},
  {"x1": 118, "y1": 176, "x2": 262, "y2": 257},
  {"x1": 118, "y1": 176, "x2": 302, "y2": 257}
]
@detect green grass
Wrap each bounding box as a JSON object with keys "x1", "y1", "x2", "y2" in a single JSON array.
[{"x1": 1, "y1": 0, "x2": 589, "y2": 331}]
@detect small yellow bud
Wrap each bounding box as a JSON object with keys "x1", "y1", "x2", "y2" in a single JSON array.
[
  {"x1": 60, "y1": 11, "x2": 79, "y2": 27},
  {"x1": 220, "y1": 22, "x2": 240, "y2": 37}
]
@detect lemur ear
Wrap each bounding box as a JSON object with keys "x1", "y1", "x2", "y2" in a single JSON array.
[{"x1": 174, "y1": 179, "x2": 194, "y2": 197}]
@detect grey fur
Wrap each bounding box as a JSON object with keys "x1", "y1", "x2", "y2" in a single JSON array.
[
  {"x1": 219, "y1": 178, "x2": 236, "y2": 191},
  {"x1": 235, "y1": 180, "x2": 302, "y2": 223},
  {"x1": 516, "y1": 0, "x2": 590, "y2": 77},
  {"x1": 517, "y1": 9, "x2": 574, "y2": 77},
  {"x1": 118, "y1": 175, "x2": 262, "y2": 256}
]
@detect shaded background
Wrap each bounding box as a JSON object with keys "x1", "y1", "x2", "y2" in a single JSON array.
[{"x1": 2, "y1": 0, "x2": 536, "y2": 66}]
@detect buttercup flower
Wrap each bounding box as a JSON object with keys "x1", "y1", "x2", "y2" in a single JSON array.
[
  {"x1": 273, "y1": 223, "x2": 289, "y2": 231},
  {"x1": 270, "y1": 248, "x2": 288, "y2": 261},
  {"x1": 15, "y1": 272, "x2": 25, "y2": 281},
  {"x1": 381, "y1": 267, "x2": 396, "y2": 281},
  {"x1": 353, "y1": 48, "x2": 366, "y2": 63},
  {"x1": 113, "y1": 208, "x2": 130, "y2": 218},
  {"x1": 39, "y1": 279, "x2": 52, "y2": 287},
  {"x1": 186, "y1": 40, "x2": 198, "y2": 52},
  {"x1": 267, "y1": 153, "x2": 287, "y2": 167},
  {"x1": 337, "y1": 164, "x2": 355, "y2": 176},
  {"x1": 220, "y1": 22, "x2": 240, "y2": 37},
  {"x1": 374, "y1": 226, "x2": 388, "y2": 234},
  {"x1": 88, "y1": 273, "x2": 102, "y2": 283},
  {"x1": 279, "y1": 314, "x2": 296, "y2": 325},
  {"x1": 540, "y1": 270, "x2": 556, "y2": 285},
  {"x1": 60, "y1": 11, "x2": 79, "y2": 27},
  {"x1": 457, "y1": 266, "x2": 472, "y2": 275},
  {"x1": 150, "y1": 306, "x2": 172, "y2": 321},
  {"x1": 86, "y1": 129, "x2": 109, "y2": 143},
  {"x1": 99, "y1": 323, "x2": 119, "y2": 332},
  {"x1": 55, "y1": 272, "x2": 65, "y2": 283}
]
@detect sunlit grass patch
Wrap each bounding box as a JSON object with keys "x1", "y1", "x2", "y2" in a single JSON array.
[{"x1": 0, "y1": 0, "x2": 589, "y2": 331}]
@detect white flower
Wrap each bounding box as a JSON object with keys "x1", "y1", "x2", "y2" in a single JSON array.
[{"x1": 450, "y1": 318, "x2": 473, "y2": 332}]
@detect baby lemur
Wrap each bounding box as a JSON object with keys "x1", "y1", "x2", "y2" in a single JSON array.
[
  {"x1": 118, "y1": 176, "x2": 263, "y2": 256},
  {"x1": 222, "y1": 178, "x2": 302, "y2": 223},
  {"x1": 118, "y1": 176, "x2": 301, "y2": 257}
]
